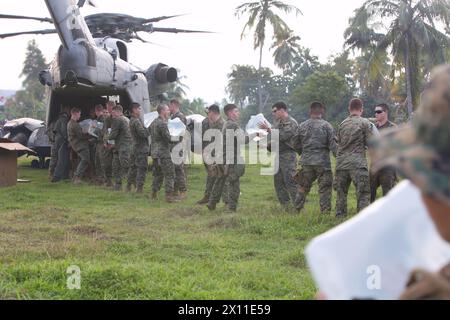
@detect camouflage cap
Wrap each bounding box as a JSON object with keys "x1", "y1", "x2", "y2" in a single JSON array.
[{"x1": 371, "y1": 65, "x2": 450, "y2": 207}]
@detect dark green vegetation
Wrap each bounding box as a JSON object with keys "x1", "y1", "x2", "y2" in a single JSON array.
[{"x1": 0, "y1": 159, "x2": 361, "y2": 300}]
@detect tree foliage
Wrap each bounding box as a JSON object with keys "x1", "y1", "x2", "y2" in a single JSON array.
[{"x1": 4, "y1": 40, "x2": 47, "y2": 120}]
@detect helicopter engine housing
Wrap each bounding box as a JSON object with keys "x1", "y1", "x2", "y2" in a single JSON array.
[{"x1": 146, "y1": 63, "x2": 178, "y2": 98}]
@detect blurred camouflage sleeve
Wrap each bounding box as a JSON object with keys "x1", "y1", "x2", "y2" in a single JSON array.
[{"x1": 328, "y1": 124, "x2": 337, "y2": 157}]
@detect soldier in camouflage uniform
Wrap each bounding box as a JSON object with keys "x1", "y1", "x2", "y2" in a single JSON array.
[
  {"x1": 93, "y1": 104, "x2": 106, "y2": 185},
  {"x1": 197, "y1": 104, "x2": 224, "y2": 205},
  {"x1": 370, "y1": 103, "x2": 398, "y2": 203},
  {"x1": 259, "y1": 102, "x2": 300, "y2": 210},
  {"x1": 149, "y1": 104, "x2": 178, "y2": 203},
  {"x1": 127, "y1": 103, "x2": 150, "y2": 194},
  {"x1": 208, "y1": 104, "x2": 254, "y2": 212},
  {"x1": 107, "y1": 105, "x2": 132, "y2": 191},
  {"x1": 335, "y1": 98, "x2": 373, "y2": 217},
  {"x1": 371, "y1": 65, "x2": 450, "y2": 300},
  {"x1": 101, "y1": 101, "x2": 115, "y2": 187},
  {"x1": 67, "y1": 108, "x2": 91, "y2": 185},
  {"x1": 293, "y1": 102, "x2": 337, "y2": 213},
  {"x1": 169, "y1": 99, "x2": 188, "y2": 200},
  {"x1": 50, "y1": 107, "x2": 70, "y2": 182}
]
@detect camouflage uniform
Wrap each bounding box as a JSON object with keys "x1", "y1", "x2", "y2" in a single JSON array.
[
  {"x1": 108, "y1": 115, "x2": 132, "y2": 188},
  {"x1": 67, "y1": 119, "x2": 91, "y2": 179},
  {"x1": 271, "y1": 116, "x2": 299, "y2": 208},
  {"x1": 361, "y1": 66, "x2": 450, "y2": 301},
  {"x1": 171, "y1": 111, "x2": 188, "y2": 193},
  {"x1": 370, "y1": 120, "x2": 397, "y2": 202},
  {"x1": 294, "y1": 118, "x2": 337, "y2": 213},
  {"x1": 208, "y1": 118, "x2": 248, "y2": 211},
  {"x1": 127, "y1": 116, "x2": 150, "y2": 191},
  {"x1": 371, "y1": 64, "x2": 450, "y2": 209},
  {"x1": 91, "y1": 115, "x2": 106, "y2": 184},
  {"x1": 335, "y1": 115, "x2": 373, "y2": 217},
  {"x1": 149, "y1": 116, "x2": 175, "y2": 195},
  {"x1": 50, "y1": 112, "x2": 70, "y2": 181},
  {"x1": 101, "y1": 115, "x2": 114, "y2": 185},
  {"x1": 201, "y1": 116, "x2": 225, "y2": 201}
]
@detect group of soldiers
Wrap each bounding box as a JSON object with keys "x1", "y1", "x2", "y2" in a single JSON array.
[
  {"x1": 256, "y1": 98, "x2": 397, "y2": 217},
  {"x1": 47, "y1": 96, "x2": 397, "y2": 216},
  {"x1": 48, "y1": 99, "x2": 188, "y2": 203}
]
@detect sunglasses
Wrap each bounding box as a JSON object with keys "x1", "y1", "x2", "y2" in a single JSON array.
[{"x1": 375, "y1": 110, "x2": 385, "y2": 114}]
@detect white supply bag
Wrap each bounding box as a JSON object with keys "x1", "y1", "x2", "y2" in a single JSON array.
[
  {"x1": 168, "y1": 118, "x2": 187, "y2": 137},
  {"x1": 245, "y1": 114, "x2": 271, "y2": 141},
  {"x1": 144, "y1": 112, "x2": 159, "y2": 128}
]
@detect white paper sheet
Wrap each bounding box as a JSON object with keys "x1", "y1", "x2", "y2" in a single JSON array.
[{"x1": 306, "y1": 180, "x2": 450, "y2": 300}]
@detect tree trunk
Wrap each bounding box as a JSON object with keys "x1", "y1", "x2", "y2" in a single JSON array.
[
  {"x1": 404, "y1": 36, "x2": 414, "y2": 120},
  {"x1": 258, "y1": 43, "x2": 264, "y2": 114}
]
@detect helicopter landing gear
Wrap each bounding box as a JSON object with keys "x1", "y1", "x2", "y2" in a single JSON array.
[{"x1": 31, "y1": 157, "x2": 50, "y2": 169}]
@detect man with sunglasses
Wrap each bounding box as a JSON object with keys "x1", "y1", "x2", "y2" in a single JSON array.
[{"x1": 370, "y1": 103, "x2": 397, "y2": 203}]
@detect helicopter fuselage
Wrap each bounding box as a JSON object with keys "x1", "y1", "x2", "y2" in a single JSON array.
[{"x1": 42, "y1": 0, "x2": 177, "y2": 125}]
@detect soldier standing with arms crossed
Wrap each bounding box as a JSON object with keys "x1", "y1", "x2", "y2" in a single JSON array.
[
  {"x1": 335, "y1": 98, "x2": 373, "y2": 218},
  {"x1": 370, "y1": 103, "x2": 397, "y2": 202},
  {"x1": 50, "y1": 106, "x2": 70, "y2": 183},
  {"x1": 294, "y1": 102, "x2": 337, "y2": 214},
  {"x1": 107, "y1": 105, "x2": 132, "y2": 191},
  {"x1": 127, "y1": 103, "x2": 150, "y2": 194}
]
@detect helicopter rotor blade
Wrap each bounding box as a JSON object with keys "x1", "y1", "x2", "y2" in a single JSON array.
[
  {"x1": 143, "y1": 14, "x2": 187, "y2": 24},
  {"x1": 78, "y1": 0, "x2": 97, "y2": 8},
  {"x1": 134, "y1": 33, "x2": 173, "y2": 49},
  {"x1": 0, "y1": 14, "x2": 52, "y2": 23},
  {"x1": 0, "y1": 29, "x2": 57, "y2": 39},
  {"x1": 150, "y1": 27, "x2": 213, "y2": 34}
]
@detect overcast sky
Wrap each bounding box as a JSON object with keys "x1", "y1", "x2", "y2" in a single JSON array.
[{"x1": 0, "y1": 0, "x2": 365, "y2": 104}]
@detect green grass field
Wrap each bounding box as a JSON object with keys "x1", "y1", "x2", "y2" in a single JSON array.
[{"x1": 0, "y1": 158, "x2": 360, "y2": 300}]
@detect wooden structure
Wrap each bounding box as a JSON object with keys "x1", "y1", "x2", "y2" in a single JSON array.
[{"x1": 0, "y1": 138, "x2": 34, "y2": 188}]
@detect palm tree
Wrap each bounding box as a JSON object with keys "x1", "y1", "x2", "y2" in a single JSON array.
[
  {"x1": 271, "y1": 29, "x2": 302, "y2": 72},
  {"x1": 345, "y1": 0, "x2": 450, "y2": 118},
  {"x1": 168, "y1": 74, "x2": 189, "y2": 100},
  {"x1": 235, "y1": 0, "x2": 302, "y2": 112}
]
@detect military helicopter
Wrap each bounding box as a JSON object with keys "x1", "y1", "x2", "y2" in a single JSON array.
[{"x1": 0, "y1": 0, "x2": 209, "y2": 126}]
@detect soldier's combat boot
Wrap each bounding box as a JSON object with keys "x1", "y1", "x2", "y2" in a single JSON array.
[
  {"x1": 207, "y1": 202, "x2": 216, "y2": 211},
  {"x1": 104, "y1": 179, "x2": 113, "y2": 188},
  {"x1": 165, "y1": 192, "x2": 180, "y2": 203},
  {"x1": 73, "y1": 177, "x2": 83, "y2": 186},
  {"x1": 177, "y1": 191, "x2": 187, "y2": 201},
  {"x1": 126, "y1": 183, "x2": 133, "y2": 193},
  {"x1": 196, "y1": 195, "x2": 209, "y2": 205}
]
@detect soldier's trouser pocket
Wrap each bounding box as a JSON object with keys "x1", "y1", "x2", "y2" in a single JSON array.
[{"x1": 228, "y1": 164, "x2": 245, "y2": 181}]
